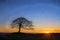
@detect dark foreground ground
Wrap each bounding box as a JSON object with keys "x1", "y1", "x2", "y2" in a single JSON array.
[{"x1": 0, "y1": 32, "x2": 60, "y2": 40}]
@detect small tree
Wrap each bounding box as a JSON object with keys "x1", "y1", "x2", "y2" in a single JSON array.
[{"x1": 11, "y1": 17, "x2": 33, "y2": 33}]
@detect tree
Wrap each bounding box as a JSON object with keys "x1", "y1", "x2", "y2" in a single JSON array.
[{"x1": 11, "y1": 17, "x2": 33, "y2": 33}]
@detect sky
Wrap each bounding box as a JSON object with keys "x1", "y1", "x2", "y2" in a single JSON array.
[{"x1": 0, "y1": 0, "x2": 60, "y2": 33}]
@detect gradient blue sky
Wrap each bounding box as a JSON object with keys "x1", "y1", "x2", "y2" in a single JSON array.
[{"x1": 0, "y1": 0, "x2": 60, "y2": 29}]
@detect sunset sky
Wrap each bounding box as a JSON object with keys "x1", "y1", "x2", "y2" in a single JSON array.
[{"x1": 0, "y1": 0, "x2": 60, "y2": 33}]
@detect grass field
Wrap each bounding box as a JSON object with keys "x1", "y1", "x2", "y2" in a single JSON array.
[{"x1": 0, "y1": 32, "x2": 60, "y2": 40}]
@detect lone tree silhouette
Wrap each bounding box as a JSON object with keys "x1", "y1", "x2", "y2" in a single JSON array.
[{"x1": 11, "y1": 17, "x2": 33, "y2": 33}]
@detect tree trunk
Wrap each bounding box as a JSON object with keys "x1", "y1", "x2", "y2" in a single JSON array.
[{"x1": 18, "y1": 24, "x2": 21, "y2": 33}]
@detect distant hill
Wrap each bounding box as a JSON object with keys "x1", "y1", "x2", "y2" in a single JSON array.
[{"x1": 0, "y1": 32, "x2": 60, "y2": 40}]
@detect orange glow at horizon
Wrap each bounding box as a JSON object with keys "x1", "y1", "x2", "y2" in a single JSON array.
[
  {"x1": 0, "y1": 25, "x2": 60, "y2": 33},
  {"x1": 0, "y1": 27, "x2": 60, "y2": 33}
]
